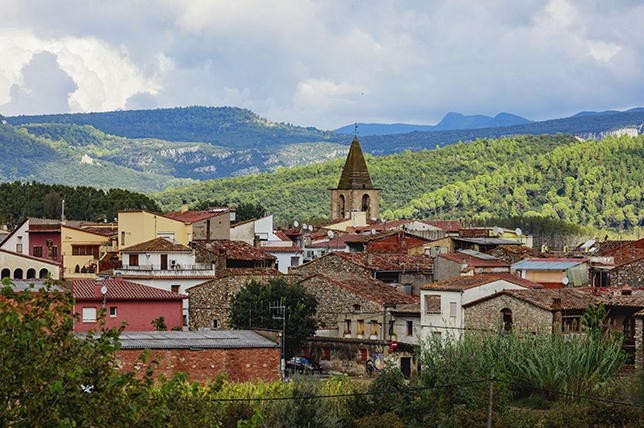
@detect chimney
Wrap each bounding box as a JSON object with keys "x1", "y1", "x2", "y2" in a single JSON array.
[
  {"x1": 553, "y1": 297, "x2": 562, "y2": 308},
  {"x1": 460, "y1": 257, "x2": 468, "y2": 271},
  {"x1": 366, "y1": 253, "x2": 373, "y2": 266},
  {"x1": 181, "y1": 199, "x2": 189, "y2": 213}
]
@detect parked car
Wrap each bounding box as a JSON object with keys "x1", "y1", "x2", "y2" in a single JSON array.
[{"x1": 286, "y1": 356, "x2": 323, "y2": 374}]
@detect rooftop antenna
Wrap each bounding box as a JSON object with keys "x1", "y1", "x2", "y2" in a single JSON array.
[{"x1": 354, "y1": 123, "x2": 359, "y2": 137}]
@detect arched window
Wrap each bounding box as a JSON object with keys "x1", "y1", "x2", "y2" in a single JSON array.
[
  {"x1": 339, "y1": 194, "x2": 346, "y2": 218},
  {"x1": 501, "y1": 308, "x2": 512, "y2": 332},
  {"x1": 39, "y1": 269, "x2": 49, "y2": 279},
  {"x1": 14, "y1": 268, "x2": 23, "y2": 279},
  {"x1": 26, "y1": 268, "x2": 36, "y2": 279},
  {"x1": 1, "y1": 268, "x2": 10, "y2": 279},
  {"x1": 361, "y1": 194, "x2": 370, "y2": 214}
]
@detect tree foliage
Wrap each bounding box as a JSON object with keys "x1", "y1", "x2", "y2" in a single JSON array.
[{"x1": 229, "y1": 277, "x2": 318, "y2": 359}]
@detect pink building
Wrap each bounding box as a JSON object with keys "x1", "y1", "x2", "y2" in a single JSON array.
[{"x1": 72, "y1": 278, "x2": 186, "y2": 332}]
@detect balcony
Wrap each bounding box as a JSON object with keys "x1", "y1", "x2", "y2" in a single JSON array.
[{"x1": 114, "y1": 263, "x2": 215, "y2": 278}]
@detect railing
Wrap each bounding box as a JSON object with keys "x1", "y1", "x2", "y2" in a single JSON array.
[{"x1": 114, "y1": 264, "x2": 215, "y2": 277}]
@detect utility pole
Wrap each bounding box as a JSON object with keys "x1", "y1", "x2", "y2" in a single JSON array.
[
  {"x1": 271, "y1": 300, "x2": 287, "y2": 380},
  {"x1": 487, "y1": 367, "x2": 494, "y2": 428}
]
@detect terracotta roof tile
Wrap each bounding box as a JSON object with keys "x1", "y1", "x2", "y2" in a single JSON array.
[
  {"x1": 73, "y1": 279, "x2": 186, "y2": 300},
  {"x1": 310, "y1": 273, "x2": 418, "y2": 305},
  {"x1": 439, "y1": 252, "x2": 510, "y2": 268},
  {"x1": 193, "y1": 240, "x2": 276, "y2": 261},
  {"x1": 420, "y1": 220, "x2": 463, "y2": 232},
  {"x1": 335, "y1": 251, "x2": 434, "y2": 272},
  {"x1": 421, "y1": 273, "x2": 542, "y2": 291},
  {"x1": 164, "y1": 210, "x2": 229, "y2": 223},
  {"x1": 121, "y1": 237, "x2": 192, "y2": 253}
]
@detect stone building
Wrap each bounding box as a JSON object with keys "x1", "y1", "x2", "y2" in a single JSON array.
[
  {"x1": 434, "y1": 249, "x2": 510, "y2": 281},
  {"x1": 600, "y1": 238, "x2": 644, "y2": 288},
  {"x1": 187, "y1": 268, "x2": 281, "y2": 331},
  {"x1": 330, "y1": 137, "x2": 379, "y2": 221},
  {"x1": 462, "y1": 288, "x2": 595, "y2": 335},
  {"x1": 486, "y1": 245, "x2": 553, "y2": 265}
]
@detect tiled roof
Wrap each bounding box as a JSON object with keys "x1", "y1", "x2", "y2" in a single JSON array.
[
  {"x1": 307, "y1": 234, "x2": 361, "y2": 248},
  {"x1": 195, "y1": 240, "x2": 276, "y2": 261},
  {"x1": 511, "y1": 258, "x2": 587, "y2": 270},
  {"x1": 4, "y1": 279, "x2": 66, "y2": 292},
  {"x1": 421, "y1": 220, "x2": 463, "y2": 232},
  {"x1": 164, "y1": 210, "x2": 228, "y2": 223},
  {"x1": 346, "y1": 230, "x2": 424, "y2": 244},
  {"x1": 478, "y1": 288, "x2": 596, "y2": 311},
  {"x1": 439, "y1": 252, "x2": 509, "y2": 268},
  {"x1": 62, "y1": 224, "x2": 117, "y2": 237},
  {"x1": 600, "y1": 238, "x2": 644, "y2": 266},
  {"x1": 73, "y1": 279, "x2": 186, "y2": 300},
  {"x1": 216, "y1": 267, "x2": 282, "y2": 278},
  {"x1": 335, "y1": 251, "x2": 434, "y2": 272},
  {"x1": 115, "y1": 330, "x2": 277, "y2": 349},
  {"x1": 311, "y1": 273, "x2": 418, "y2": 305},
  {"x1": 261, "y1": 245, "x2": 303, "y2": 253},
  {"x1": 390, "y1": 302, "x2": 421, "y2": 314},
  {"x1": 335, "y1": 137, "x2": 374, "y2": 190},
  {"x1": 421, "y1": 274, "x2": 542, "y2": 291},
  {"x1": 121, "y1": 237, "x2": 192, "y2": 253},
  {"x1": 491, "y1": 245, "x2": 553, "y2": 258}
]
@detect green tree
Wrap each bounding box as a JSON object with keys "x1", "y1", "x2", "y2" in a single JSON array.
[{"x1": 229, "y1": 277, "x2": 318, "y2": 359}]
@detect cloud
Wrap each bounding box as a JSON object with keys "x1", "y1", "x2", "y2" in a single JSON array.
[{"x1": 1, "y1": 0, "x2": 643, "y2": 129}]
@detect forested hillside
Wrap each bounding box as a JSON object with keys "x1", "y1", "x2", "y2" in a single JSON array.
[
  {"x1": 154, "y1": 133, "x2": 644, "y2": 233},
  {"x1": 0, "y1": 182, "x2": 159, "y2": 228}
]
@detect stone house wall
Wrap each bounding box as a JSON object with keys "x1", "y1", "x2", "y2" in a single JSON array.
[
  {"x1": 118, "y1": 347, "x2": 280, "y2": 383},
  {"x1": 188, "y1": 274, "x2": 280, "y2": 330},
  {"x1": 464, "y1": 294, "x2": 553, "y2": 334},
  {"x1": 609, "y1": 259, "x2": 644, "y2": 288},
  {"x1": 298, "y1": 275, "x2": 382, "y2": 330}
]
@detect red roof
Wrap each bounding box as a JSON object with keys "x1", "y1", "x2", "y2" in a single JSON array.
[
  {"x1": 439, "y1": 252, "x2": 510, "y2": 268},
  {"x1": 335, "y1": 251, "x2": 434, "y2": 272},
  {"x1": 73, "y1": 279, "x2": 186, "y2": 300},
  {"x1": 307, "y1": 234, "x2": 361, "y2": 248},
  {"x1": 121, "y1": 237, "x2": 192, "y2": 253},
  {"x1": 199, "y1": 240, "x2": 276, "y2": 261},
  {"x1": 308, "y1": 273, "x2": 418, "y2": 305},
  {"x1": 421, "y1": 273, "x2": 542, "y2": 291},
  {"x1": 463, "y1": 288, "x2": 595, "y2": 311},
  {"x1": 421, "y1": 220, "x2": 462, "y2": 232}
]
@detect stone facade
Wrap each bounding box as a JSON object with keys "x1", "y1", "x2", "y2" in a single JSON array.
[
  {"x1": 118, "y1": 347, "x2": 280, "y2": 383},
  {"x1": 188, "y1": 273, "x2": 280, "y2": 330},
  {"x1": 290, "y1": 253, "x2": 371, "y2": 279},
  {"x1": 609, "y1": 259, "x2": 644, "y2": 288},
  {"x1": 298, "y1": 274, "x2": 383, "y2": 330},
  {"x1": 464, "y1": 294, "x2": 554, "y2": 334}
]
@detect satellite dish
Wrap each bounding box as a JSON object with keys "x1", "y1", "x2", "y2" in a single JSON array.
[
  {"x1": 371, "y1": 228, "x2": 376, "y2": 234},
  {"x1": 293, "y1": 221, "x2": 299, "y2": 228},
  {"x1": 493, "y1": 226, "x2": 499, "y2": 236},
  {"x1": 562, "y1": 277, "x2": 569, "y2": 286},
  {"x1": 327, "y1": 230, "x2": 334, "y2": 239},
  {"x1": 371, "y1": 217, "x2": 377, "y2": 222},
  {"x1": 308, "y1": 225, "x2": 313, "y2": 232},
  {"x1": 100, "y1": 285, "x2": 108, "y2": 295},
  {"x1": 515, "y1": 228, "x2": 522, "y2": 236},
  {"x1": 302, "y1": 223, "x2": 307, "y2": 229}
]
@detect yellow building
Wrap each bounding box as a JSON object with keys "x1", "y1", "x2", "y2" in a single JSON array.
[
  {"x1": 61, "y1": 224, "x2": 117, "y2": 278},
  {"x1": 118, "y1": 210, "x2": 192, "y2": 250}
]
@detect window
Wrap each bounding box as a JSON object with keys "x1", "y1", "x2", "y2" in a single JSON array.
[
  {"x1": 33, "y1": 246, "x2": 43, "y2": 257},
  {"x1": 562, "y1": 316, "x2": 581, "y2": 333},
  {"x1": 290, "y1": 256, "x2": 300, "y2": 266},
  {"x1": 171, "y1": 285, "x2": 180, "y2": 293},
  {"x1": 358, "y1": 320, "x2": 365, "y2": 335},
  {"x1": 211, "y1": 319, "x2": 219, "y2": 329},
  {"x1": 425, "y1": 295, "x2": 441, "y2": 314},
  {"x1": 359, "y1": 348, "x2": 368, "y2": 362},
  {"x1": 501, "y1": 308, "x2": 512, "y2": 332},
  {"x1": 129, "y1": 254, "x2": 138, "y2": 266},
  {"x1": 407, "y1": 320, "x2": 413, "y2": 336},
  {"x1": 183, "y1": 315, "x2": 187, "y2": 327},
  {"x1": 344, "y1": 319, "x2": 352, "y2": 335},
  {"x1": 370, "y1": 320, "x2": 379, "y2": 336},
  {"x1": 321, "y1": 347, "x2": 331, "y2": 361},
  {"x1": 121, "y1": 231, "x2": 125, "y2": 247},
  {"x1": 109, "y1": 307, "x2": 117, "y2": 317},
  {"x1": 449, "y1": 302, "x2": 457, "y2": 318},
  {"x1": 72, "y1": 245, "x2": 99, "y2": 257},
  {"x1": 82, "y1": 307, "x2": 97, "y2": 322},
  {"x1": 353, "y1": 304, "x2": 361, "y2": 312},
  {"x1": 48, "y1": 246, "x2": 58, "y2": 258},
  {"x1": 16, "y1": 243, "x2": 22, "y2": 253}
]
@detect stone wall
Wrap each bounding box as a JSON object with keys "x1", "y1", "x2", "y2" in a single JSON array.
[
  {"x1": 610, "y1": 259, "x2": 644, "y2": 287},
  {"x1": 118, "y1": 347, "x2": 280, "y2": 383},
  {"x1": 298, "y1": 275, "x2": 382, "y2": 330},
  {"x1": 464, "y1": 294, "x2": 553, "y2": 334},
  {"x1": 188, "y1": 274, "x2": 280, "y2": 330}
]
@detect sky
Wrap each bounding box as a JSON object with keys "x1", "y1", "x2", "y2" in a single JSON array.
[{"x1": 1, "y1": 0, "x2": 643, "y2": 131}]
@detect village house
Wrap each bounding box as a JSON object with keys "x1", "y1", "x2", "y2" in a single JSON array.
[
  {"x1": 511, "y1": 258, "x2": 589, "y2": 288},
  {"x1": 72, "y1": 278, "x2": 186, "y2": 332},
  {"x1": 60, "y1": 223, "x2": 118, "y2": 278},
  {"x1": 420, "y1": 274, "x2": 543, "y2": 341},
  {"x1": 0, "y1": 247, "x2": 61, "y2": 280},
  {"x1": 598, "y1": 238, "x2": 644, "y2": 288},
  {"x1": 1, "y1": 218, "x2": 65, "y2": 264},
  {"x1": 116, "y1": 330, "x2": 281, "y2": 383},
  {"x1": 345, "y1": 229, "x2": 429, "y2": 254},
  {"x1": 163, "y1": 203, "x2": 233, "y2": 241},
  {"x1": 434, "y1": 249, "x2": 510, "y2": 281},
  {"x1": 486, "y1": 244, "x2": 553, "y2": 265},
  {"x1": 462, "y1": 288, "x2": 596, "y2": 336}
]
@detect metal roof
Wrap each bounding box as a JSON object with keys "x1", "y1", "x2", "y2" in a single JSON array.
[
  {"x1": 458, "y1": 249, "x2": 499, "y2": 260},
  {"x1": 511, "y1": 259, "x2": 586, "y2": 270},
  {"x1": 454, "y1": 237, "x2": 519, "y2": 245},
  {"x1": 115, "y1": 330, "x2": 278, "y2": 349}
]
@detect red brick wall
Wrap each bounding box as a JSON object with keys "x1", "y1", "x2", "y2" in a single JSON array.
[{"x1": 118, "y1": 347, "x2": 281, "y2": 383}]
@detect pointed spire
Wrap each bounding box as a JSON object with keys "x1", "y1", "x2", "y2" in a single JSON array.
[{"x1": 336, "y1": 137, "x2": 373, "y2": 190}]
